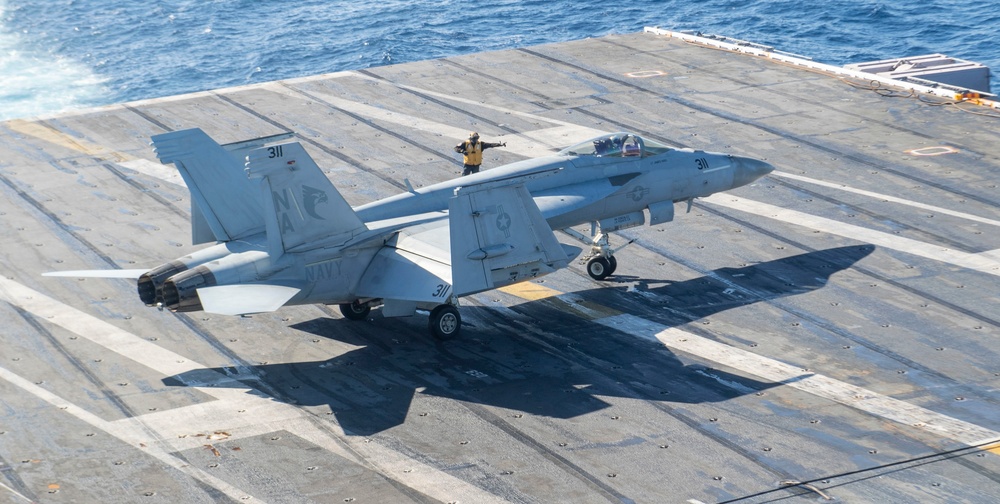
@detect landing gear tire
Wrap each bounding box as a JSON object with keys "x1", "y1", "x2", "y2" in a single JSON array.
[
  {"x1": 339, "y1": 300, "x2": 371, "y2": 321},
  {"x1": 429, "y1": 305, "x2": 461, "y2": 340},
  {"x1": 607, "y1": 256, "x2": 618, "y2": 275},
  {"x1": 586, "y1": 256, "x2": 613, "y2": 280}
]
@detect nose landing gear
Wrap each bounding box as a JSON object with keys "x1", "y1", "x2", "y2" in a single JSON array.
[
  {"x1": 586, "y1": 254, "x2": 618, "y2": 281},
  {"x1": 562, "y1": 225, "x2": 635, "y2": 281}
]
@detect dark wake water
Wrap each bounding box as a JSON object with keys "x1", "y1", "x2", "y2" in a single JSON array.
[{"x1": 1, "y1": 0, "x2": 997, "y2": 120}]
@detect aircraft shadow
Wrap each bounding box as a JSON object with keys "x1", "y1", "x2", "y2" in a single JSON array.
[
  {"x1": 164, "y1": 245, "x2": 872, "y2": 436},
  {"x1": 576, "y1": 244, "x2": 875, "y2": 325}
]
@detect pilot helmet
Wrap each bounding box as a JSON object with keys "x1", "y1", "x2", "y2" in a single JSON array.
[{"x1": 469, "y1": 132, "x2": 480, "y2": 141}]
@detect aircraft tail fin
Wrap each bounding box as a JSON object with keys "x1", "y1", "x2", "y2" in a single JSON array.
[
  {"x1": 246, "y1": 142, "x2": 368, "y2": 255},
  {"x1": 449, "y1": 168, "x2": 577, "y2": 297},
  {"x1": 151, "y1": 128, "x2": 264, "y2": 243}
]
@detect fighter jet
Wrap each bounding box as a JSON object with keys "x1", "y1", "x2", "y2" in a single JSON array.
[{"x1": 45, "y1": 129, "x2": 773, "y2": 339}]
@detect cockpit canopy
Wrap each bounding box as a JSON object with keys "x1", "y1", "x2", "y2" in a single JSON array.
[{"x1": 557, "y1": 132, "x2": 673, "y2": 158}]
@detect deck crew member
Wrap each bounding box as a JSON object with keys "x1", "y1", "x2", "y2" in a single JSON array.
[{"x1": 454, "y1": 132, "x2": 505, "y2": 176}]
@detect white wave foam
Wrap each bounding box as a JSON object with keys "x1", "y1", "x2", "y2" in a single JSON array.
[{"x1": 0, "y1": 10, "x2": 109, "y2": 121}]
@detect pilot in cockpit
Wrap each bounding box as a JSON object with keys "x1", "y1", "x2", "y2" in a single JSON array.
[
  {"x1": 593, "y1": 138, "x2": 611, "y2": 156},
  {"x1": 621, "y1": 137, "x2": 641, "y2": 156}
]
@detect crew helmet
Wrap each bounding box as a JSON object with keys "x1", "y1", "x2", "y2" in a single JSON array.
[{"x1": 469, "y1": 132, "x2": 480, "y2": 140}]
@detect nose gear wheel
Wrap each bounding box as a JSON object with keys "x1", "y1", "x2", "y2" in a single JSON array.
[{"x1": 586, "y1": 255, "x2": 618, "y2": 280}]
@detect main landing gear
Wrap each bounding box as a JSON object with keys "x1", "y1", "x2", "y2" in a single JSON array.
[
  {"x1": 338, "y1": 299, "x2": 372, "y2": 320},
  {"x1": 562, "y1": 225, "x2": 635, "y2": 281},
  {"x1": 338, "y1": 298, "x2": 462, "y2": 340},
  {"x1": 428, "y1": 304, "x2": 461, "y2": 340}
]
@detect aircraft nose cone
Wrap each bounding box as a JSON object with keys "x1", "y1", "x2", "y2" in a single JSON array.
[{"x1": 732, "y1": 156, "x2": 774, "y2": 187}]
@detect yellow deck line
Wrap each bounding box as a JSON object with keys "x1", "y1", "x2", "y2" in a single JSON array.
[
  {"x1": 985, "y1": 442, "x2": 1000, "y2": 456},
  {"x1": 7, "y1": 119, "x2": 133, "y2": 163},
  {"x1": 499, "y1": 281, "x2": 563, "y2": 301}
]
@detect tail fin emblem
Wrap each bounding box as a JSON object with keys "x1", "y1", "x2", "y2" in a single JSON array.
[{"x1": 302, "y1": 185, "x2": 328, "y2": 220}]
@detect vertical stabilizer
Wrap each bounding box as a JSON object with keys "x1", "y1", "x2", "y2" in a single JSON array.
[
  {"x1": 151, "y1": 128, "x2": 264, "y2": 243},
  {"x1": 246, "y1": 142, "x2": 367, "y2": 255}
]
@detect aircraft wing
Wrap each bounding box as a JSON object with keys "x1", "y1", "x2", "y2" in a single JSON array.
[
  {"x1": 355, "y1": 219, "x2": 453, "y2": 316},
  {"x1": 450, "y1": 171, "x2": 577, "y2": 297},
  {"x1": 354, "y1": 168, "x2": 578, "y2": 314}
]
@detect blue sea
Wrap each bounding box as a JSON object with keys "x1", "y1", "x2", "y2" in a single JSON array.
[{"x1": 2, "y1": 0, "x2": 998, "y2": 121}]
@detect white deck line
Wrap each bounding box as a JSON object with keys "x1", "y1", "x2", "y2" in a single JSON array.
[
  {"x1": 595, "y1": 313, "x2": 1000, "y2": 446},
  {"x1": 701, "y1": 194, "x2": 1000, "y2": 276},
  {"x1": 771, "y1": 170, "x2": 1000, "y2": 229},
  {"x1": 0, "y1": 276, "x2": 511, "y2": 504},
  {"x1": 0, "y1": 365, "x2": 261, "y2": 503}
]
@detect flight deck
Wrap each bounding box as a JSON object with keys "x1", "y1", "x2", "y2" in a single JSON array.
[{"x1": 1, "y1": 30, "x2": 999, "y2": 503}]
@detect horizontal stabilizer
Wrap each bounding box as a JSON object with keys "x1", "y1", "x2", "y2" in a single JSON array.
[
  {"x1": 196, "y1": 284, "x2": 300, "y2": 316},
  {"x1": 43, "y1": 269, "x2": 147, "y2": 279}
]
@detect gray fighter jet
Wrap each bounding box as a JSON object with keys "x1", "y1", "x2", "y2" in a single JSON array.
[{"x1": 46, "y1": 129, "x2": 772, "y2": 339}]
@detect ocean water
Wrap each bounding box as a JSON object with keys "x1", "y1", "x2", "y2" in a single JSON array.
[{"x1": 1, "y1": 0, "x2": 998, "y2": 121}]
